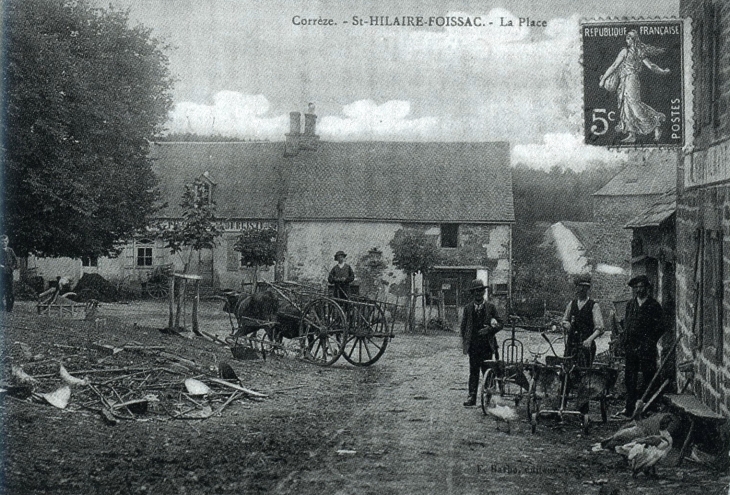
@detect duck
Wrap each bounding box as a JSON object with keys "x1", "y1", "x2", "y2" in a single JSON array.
[
  {"x1": 597, "y1": 413, "x2": 676, "y2": 450},
  {"x1": 615, "y1": 415, "x2": 674, "y2": 477},
  {"x1": 485, "y1": 396, "x2": 519, "y2": 434}
]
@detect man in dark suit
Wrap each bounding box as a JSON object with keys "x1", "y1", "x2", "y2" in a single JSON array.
[
  {"x1": 0, "y1": 235, "x2": 18, "y2": 312},
  {"x1": 614, "y1": 274, "x2": 665, "y2": 419},
  {"x1": 460, "y1": 279, "x2": 503, "y2": 407},
  {"x1": 328, "y1": 251, "x2": 355, "y2": 299}
]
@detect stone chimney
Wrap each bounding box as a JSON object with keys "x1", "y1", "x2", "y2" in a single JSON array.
[
  {"x1": 300, "y1": 102, "x2": 319, "y2": 151},
  {"x1": 285, "y1": 112, "x2": 301, "y2": 156}
]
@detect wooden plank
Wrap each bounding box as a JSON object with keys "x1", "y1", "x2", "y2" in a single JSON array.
[{"x1": 664, "y1": 394, "x2": 726, "y2": 421}]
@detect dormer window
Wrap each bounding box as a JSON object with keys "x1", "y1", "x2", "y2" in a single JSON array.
[{"x1": 194, "y1": 172, "x2": 216, "y2": 205}]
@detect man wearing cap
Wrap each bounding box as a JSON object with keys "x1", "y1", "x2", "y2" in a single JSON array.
[
  {"x1": 614, "y1": 274, "x2": 664, "y2": 419},
  {"x1": 561, "y1": 274, "x2": 605, "y2": 368},
  {"x1": 460, "y1": 279, "x2": 503, "y2": 407},
  {"x1": 328, "y1": 251, "x2": 355, "y2": 299}
]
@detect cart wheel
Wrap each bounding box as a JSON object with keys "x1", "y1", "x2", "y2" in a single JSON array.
[
  {"x1": 299, "y1": 298, "x2": 347, "y2": 366},
  {"x1": 147, "y1": 283, "x2": 169, "y2": 299},
  {"x1": 600, "y1": 397, "x2": 608, "y2": 423},
  {"x1": 341, "y1": 303, "x2": 389, "y2": 366},
  {"x1": 480, "y1": 369, "x2": 496, "y2": 416}
]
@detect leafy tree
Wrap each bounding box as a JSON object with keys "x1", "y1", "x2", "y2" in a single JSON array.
[
  {"x1": 234, "y1": 227, "x2": 278, "y2": 291},
  {"x1": 389, "y1": 229, "x2": 441, "y2": 331},
  {"x1": 2, "y1": 0, "x2": 173, "y2": 257},
  {"x1": 161, "y1": 180, "x2": 223, "y2": 273}
]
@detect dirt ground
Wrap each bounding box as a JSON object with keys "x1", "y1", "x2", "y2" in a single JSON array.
[{"x1": 2, "y1": 300, "x2": 729, "y2": 495}]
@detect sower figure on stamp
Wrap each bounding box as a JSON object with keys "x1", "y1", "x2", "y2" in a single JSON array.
[
  {"x1": 0, "y1": 235, "x2": 18, "y2": 312},
  {"x1": 328, "y1": 250, "x2": 355, "y2": 300},
  {"x1": 599, "y1": 29, "x2": 670, "y2": 144},
  {"x1": 461, "y1": 279, "x2": 503, "y2": 407},
  {"x1": 613, "y1": 274, "x2": 665, "y2": 419},
  {"x1": 561, "y1": 273, "x2": 605, "y2": 368}
]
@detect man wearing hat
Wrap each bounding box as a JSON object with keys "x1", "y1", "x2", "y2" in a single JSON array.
[
  {"x1": 561, "y1": 273, "x2": 605, "y2": 368},
  {"x1": 614, "y1": 274, "x2": 665, "y2": 419},
  {"x1": 328, "y1": 251, "x2": 355, "y2": 299},
  {"x1": 460, "y1": 279, "x2": 503, "y2": 407}
]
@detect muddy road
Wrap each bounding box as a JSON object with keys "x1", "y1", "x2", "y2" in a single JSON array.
[{"x1": 2, "y1": 301, "x2": 727, "y2": 494}]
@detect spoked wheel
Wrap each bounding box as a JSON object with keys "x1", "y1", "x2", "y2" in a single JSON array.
[
  {"x1": 341, "y1": 303, "x2": 389, "y2": 366},
  {"x1": 480, "y1": 369, "x2": 497, "y2": 416},
  {"x1": 146, "y1": 283, "x2": 169, "y2": 299},
  {"x1": 299, "y1": 298, "x2": 348, "y2": 366}
]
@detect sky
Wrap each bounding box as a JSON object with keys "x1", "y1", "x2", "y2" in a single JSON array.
[{"x1": 103, "y1": 0, "x2": 680, "y2": 170}]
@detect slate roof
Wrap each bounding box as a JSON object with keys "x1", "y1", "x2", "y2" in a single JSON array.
[
  {"x1": 150, "y1": 141, "x2": 514, "y2": 224},
  {"x1": 593, "y1": 151, "x2": 677, "y2": 197},
  {"x1": 286, "y1": 142, "x2": 513, "y2": 223},
  {"x1": 150, "y1": 142, "x2": 285, "y2": 219},
  {"x1": 625, "y1": 190, "x2": 676, "y2": 229}
]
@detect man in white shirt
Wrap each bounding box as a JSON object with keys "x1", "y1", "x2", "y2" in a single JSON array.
[{"x1": 561, "y1": 273, "x2": 605, "y2": 368}]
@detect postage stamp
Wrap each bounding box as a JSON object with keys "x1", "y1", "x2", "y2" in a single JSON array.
[{"x1": 582, "y1": 20, "x2": 685, "y2": 148}]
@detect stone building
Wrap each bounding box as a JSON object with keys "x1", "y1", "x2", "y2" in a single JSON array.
[
  {"x1": 28, "y1": 113, "x2": 515, "y2": 315},
  {"x1": 676, "y1": 0, "x2": 730, "y2": 416},
  {"x1": 593, "y1": 151, "x2": 677, "y2": 225}
]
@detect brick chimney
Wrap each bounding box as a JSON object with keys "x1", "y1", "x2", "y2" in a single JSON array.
[{"x1": 284, "y1": 112, "x2": 301, "y2": 156}]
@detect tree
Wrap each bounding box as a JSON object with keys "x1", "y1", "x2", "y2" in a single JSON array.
[
  {"x1": 161, "y1": 180, "x2": 223, "y2": 274},
  {"x1": 2, "y1": 0, "x2": 173, "y2": 257},
  {"x1": 234, "y1": 227, "x2": 278, "y2": 291},
  {"x1": 389, "y1": 229, "x2": 441, "y2": 332}
]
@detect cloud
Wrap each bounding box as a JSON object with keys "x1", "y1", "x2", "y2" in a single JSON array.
[
  {"x1": 318, "y1": 100, "x2": 439, "y2": 140},
  {"x1": 166, "y1": 91, "x2": 287, "y2": 139},
  {"x1": 512, "y1": 133, "x2": 626, "y2": 171}
]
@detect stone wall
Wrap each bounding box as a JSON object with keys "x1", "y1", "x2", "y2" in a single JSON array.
[{"x1": 677, "y1": 0, "x2": 730, "y2": 416}]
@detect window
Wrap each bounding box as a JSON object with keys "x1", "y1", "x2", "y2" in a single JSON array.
[
  {"x1": 701, "y1": 229, "x2": 724, "y2": 363},
  {"x1": 697, "y1": 1, "x2": 721, "y2": 129},
  {"x1": 441, "y1": 224, "x2": 459, "y2": 248},
  {"x1": 136, "y1": 239, "x2": 154, "y2": 267},
  {"x1": 81, "y1": 256, "x2": 98, "y2": 267}
]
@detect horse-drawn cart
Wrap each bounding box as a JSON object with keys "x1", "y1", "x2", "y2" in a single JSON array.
[{"x1": 224, "y1": 281, "x2": 396, "y2": 367}]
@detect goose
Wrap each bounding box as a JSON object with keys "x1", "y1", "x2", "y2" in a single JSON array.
[
  {"x1": 597, "y1": 413, "x2": 676, "y2": 450},
  {"x1": 615, "y1": 415, "x2": 674, "y2": 477}
]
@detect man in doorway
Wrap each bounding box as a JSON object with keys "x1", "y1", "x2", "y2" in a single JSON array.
[
  {"x1": 460, "y1": 279, "x2": 503, "y2": 407},
  {"x1": 561, "y1": 273, "x2": 605, "y2": 368},
  {"x1": 0, "y1": 235, "x2": 18, "y2": 312},
  {"x1": 614, "y1": 274, "x2": 665, "y2": 419}
]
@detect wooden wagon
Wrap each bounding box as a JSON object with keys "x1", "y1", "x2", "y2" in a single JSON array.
[{"x1": 226, "y1": 281, "x2": 396, "y2": 367}]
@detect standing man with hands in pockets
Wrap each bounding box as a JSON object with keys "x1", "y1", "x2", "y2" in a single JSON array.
[{"x1": 461, "y1": 279, "x2": 503, "y2": 407}]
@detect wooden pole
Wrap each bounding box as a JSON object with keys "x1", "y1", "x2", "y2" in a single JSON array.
[
  {"x1": 192, "y1": 279, "x2": 201, "y2": 336},
  {"x1": 168, "y1": 275, "x2": 175, "y2": 329},
  {"x1": 174, "y1": 277, "x2": 183, "y2": 329}
]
